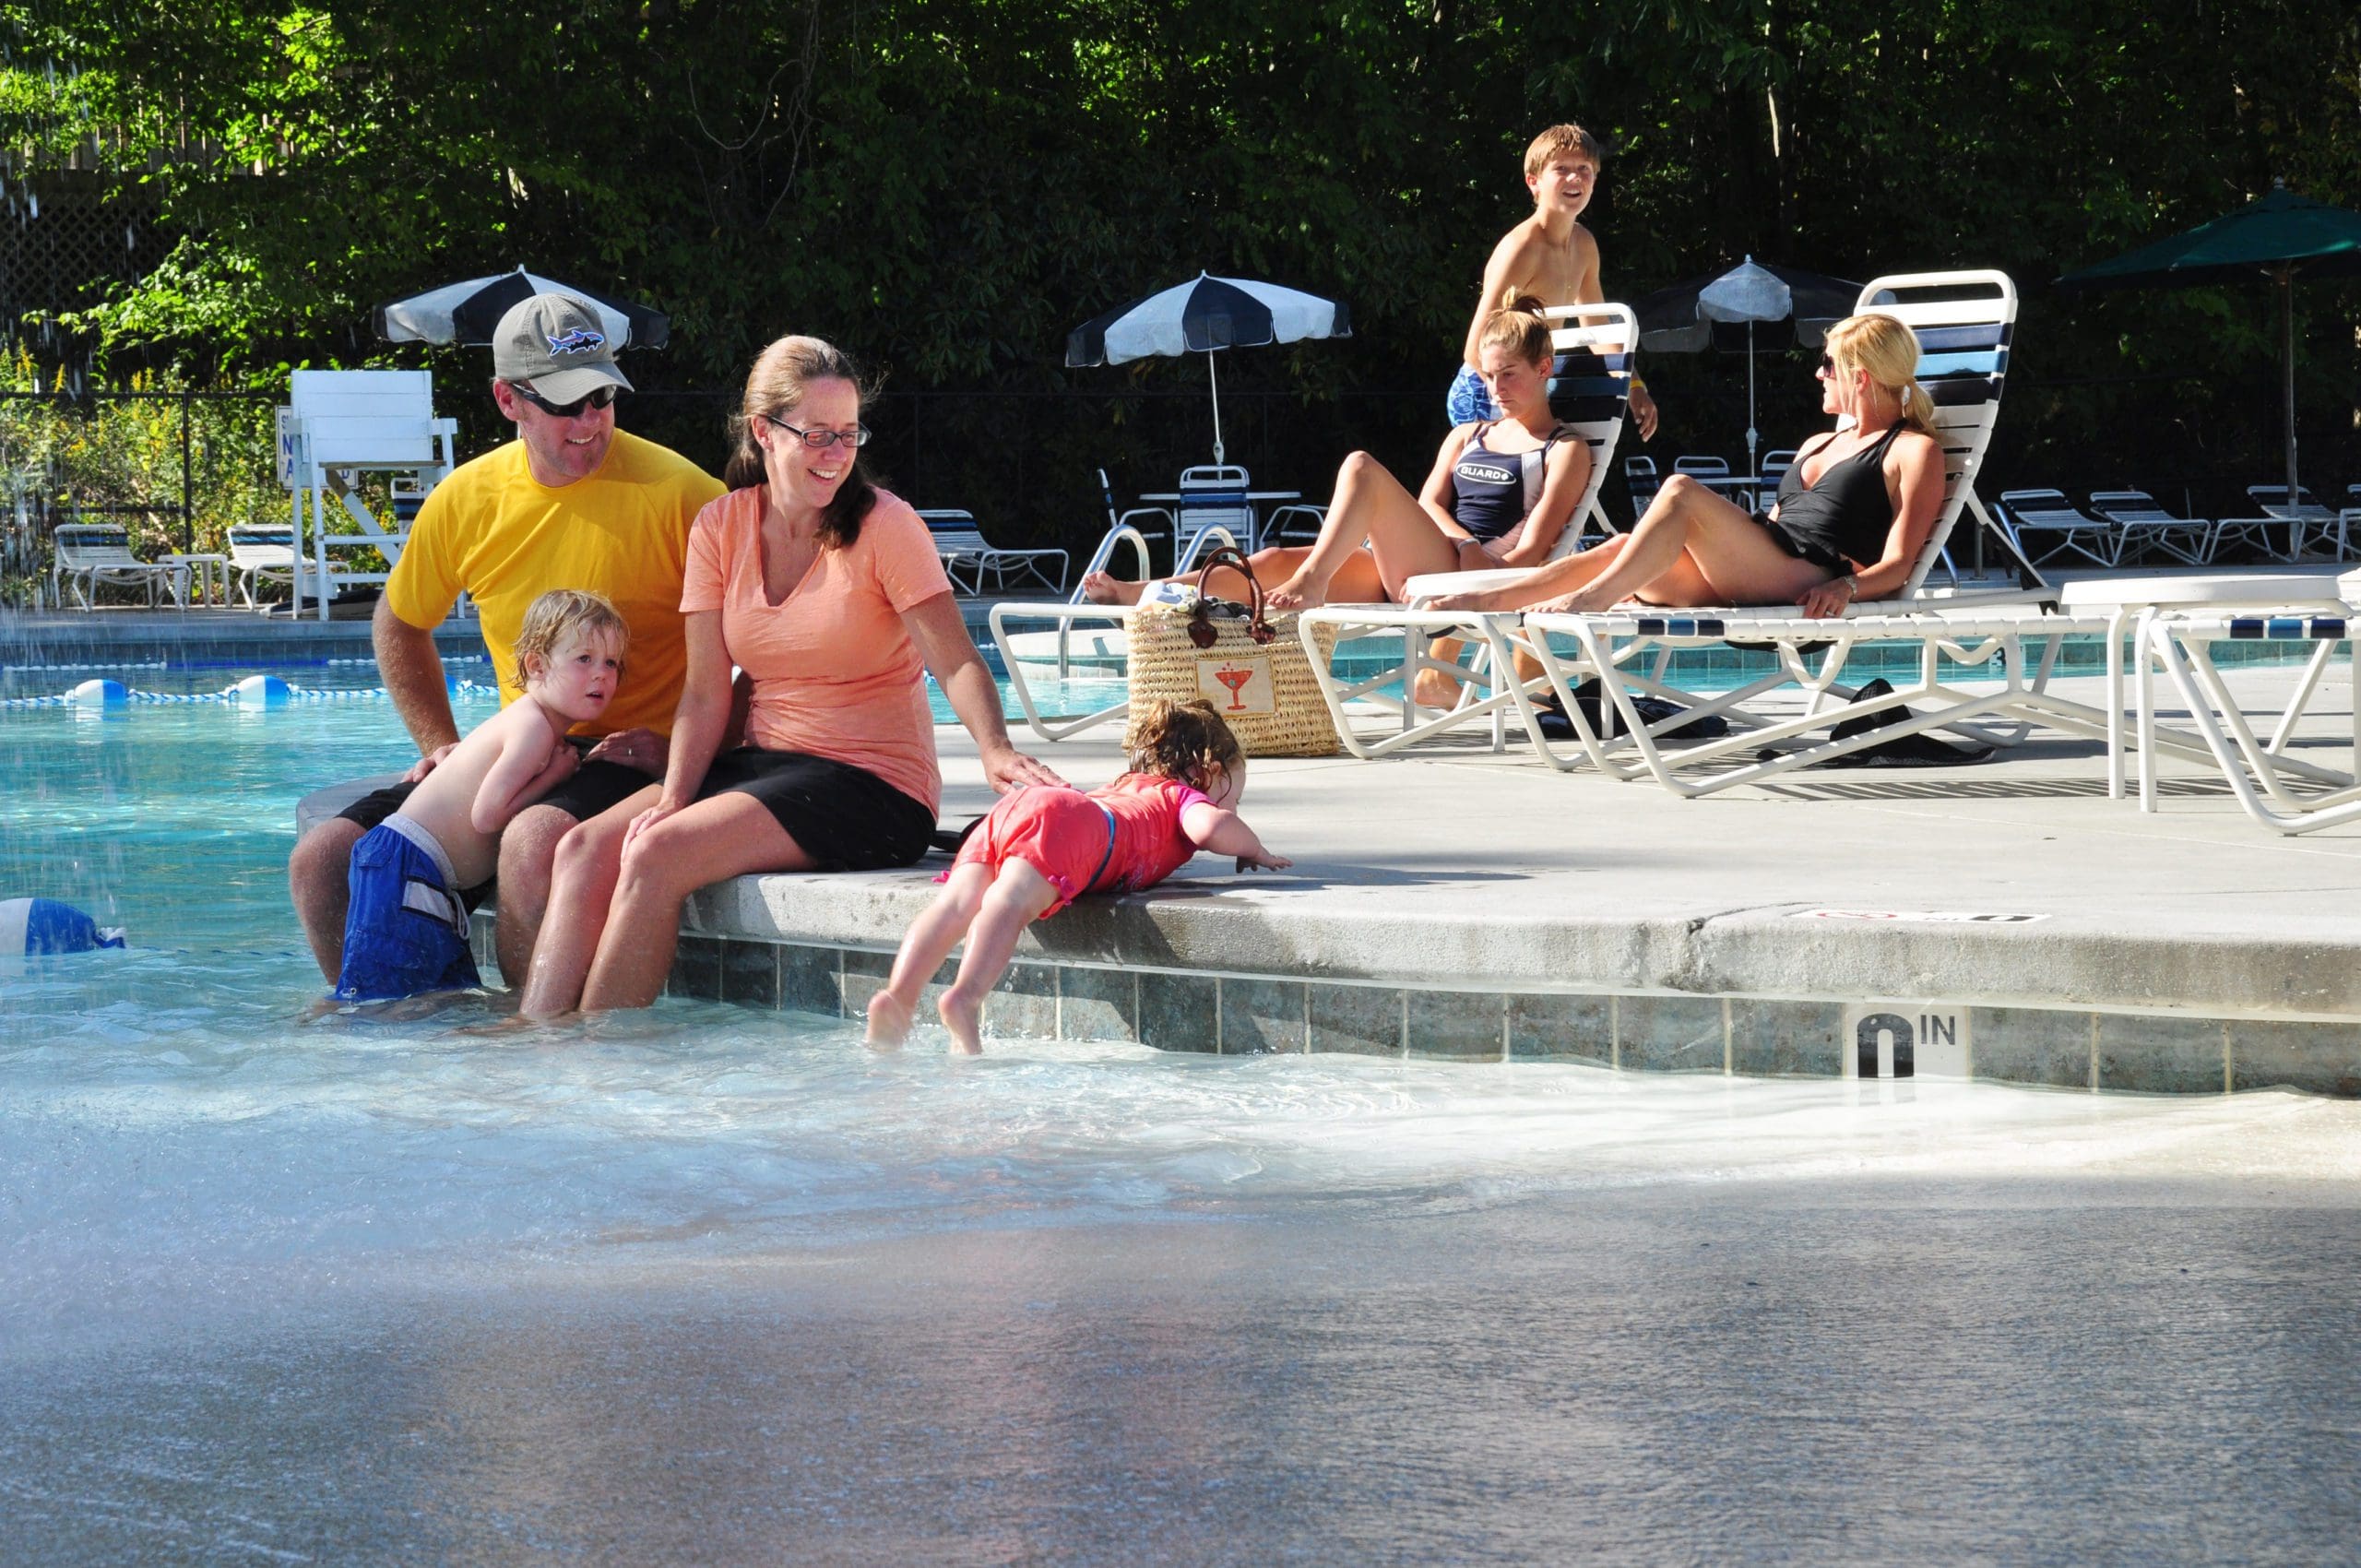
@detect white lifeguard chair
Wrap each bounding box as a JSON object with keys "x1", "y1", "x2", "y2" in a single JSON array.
[{"x1": 277, "y1": 370, "x2": 458, "y2": 620}]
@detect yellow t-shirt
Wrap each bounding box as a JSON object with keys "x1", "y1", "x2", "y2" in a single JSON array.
[{"x1": 386, "y1": 430, "x2": 725, "y2": 737}]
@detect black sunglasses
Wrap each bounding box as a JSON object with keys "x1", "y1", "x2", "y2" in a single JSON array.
[{"x1": 509, "y1": 382, "x2": 619, "y2": 418}]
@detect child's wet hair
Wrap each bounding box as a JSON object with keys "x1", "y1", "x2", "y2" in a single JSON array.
[
  {"x1": 1122, "y1": 698, "x2": 1245, "y2": 791},
  {"x1": 510, "y1": 588, "x2": 628, "y2": 694}
]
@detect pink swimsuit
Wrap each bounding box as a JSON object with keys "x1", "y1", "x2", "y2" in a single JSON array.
[{"x1": 946, "y1": 775, "x2": 1213, "y2": 915}]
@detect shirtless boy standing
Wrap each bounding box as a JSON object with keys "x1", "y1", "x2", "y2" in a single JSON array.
[
  {"x1": 333, "y1": 590, "x2": 627, "y2": 1002},
  {"x1": 1448, "y1": 123, "x2": 1659, "y2": 441}
]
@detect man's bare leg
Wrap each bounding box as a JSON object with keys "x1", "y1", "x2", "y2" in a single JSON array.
[
  {"x1": 290, "y1": 817, "x2": 365, "y2": 983},
  {"x1": 492, "y1": 803, "x2": 577, "y2": 990}
]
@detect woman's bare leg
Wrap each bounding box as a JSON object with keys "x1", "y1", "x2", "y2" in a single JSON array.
[
  {"x1": 1082, "y1": 545, "x2": 1316, "y2": 607},
  {"x1": 577, "y1": 794, "x2": 815, "y2": 1013},
  {"x1": 516, "y1": 783, "x2": 660, "y2": 1018},
  {"x1": 1266, "y1": 453, "x2": 1459, "y2": 611},
  {"x1": 1530, "y1": 476, "x2": 1827, "y2": 613}
]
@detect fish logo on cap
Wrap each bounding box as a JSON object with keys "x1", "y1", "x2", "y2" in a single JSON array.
[{"x1": 546, "y1": 327, "x2": 607, "y2": 356}]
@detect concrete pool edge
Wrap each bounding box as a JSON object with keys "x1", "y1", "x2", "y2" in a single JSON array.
[{"x1": 465, "y1": 873, "x2": 2361, "y2": 1097}]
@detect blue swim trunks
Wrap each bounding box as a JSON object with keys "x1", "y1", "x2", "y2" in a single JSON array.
[
  {"x1": 334, "y1": 814, "x2": 481, "y2": 1002},
  {"x1": 1445, "y1": 364, "x2": 1501, "y2": 427}
]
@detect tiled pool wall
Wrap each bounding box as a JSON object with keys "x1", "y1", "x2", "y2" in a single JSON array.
[{"x1": 470, "y1": 916, "x2": 2361, "y2": 1098}]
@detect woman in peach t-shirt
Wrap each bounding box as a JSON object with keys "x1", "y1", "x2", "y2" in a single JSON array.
[{"x1": 520, "y1": 336, "x2": 1061, "y2": 1016}]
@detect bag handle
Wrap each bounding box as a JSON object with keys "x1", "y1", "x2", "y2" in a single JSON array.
[{"x1": 1186, "y1": 545, "x2": 1276, "y2": 647}]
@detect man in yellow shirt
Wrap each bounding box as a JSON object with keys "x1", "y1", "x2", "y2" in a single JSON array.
[{"x1": 290, "y1": 293, "x2": 726, "y2": 991}]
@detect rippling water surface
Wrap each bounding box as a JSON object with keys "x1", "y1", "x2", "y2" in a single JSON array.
[{"x1": 6, "y1": 673, "x2": 2361, "y2": 1565}]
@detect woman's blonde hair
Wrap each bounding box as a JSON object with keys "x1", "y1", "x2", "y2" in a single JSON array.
[
  {"x1": 511, "y1": 588, "x2": 627, "y2": 693},
  {"x1": 1477, "y1": 290, "x2": 1553, "y2": 369},
  {"x1": 1122, "y1": 698, "x2": 1245, "y2": 792},
  {"x1": 1822, "y1": 313, "x2": 1935, "y2": 434},
  {"x1": 723, "y1": 334, "x2": 879, "y2": 547}
]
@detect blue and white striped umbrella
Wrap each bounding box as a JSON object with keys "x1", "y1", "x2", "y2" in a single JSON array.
[{"x1": 1067, "y1": 272, "x2": 1351, "y2": 461}]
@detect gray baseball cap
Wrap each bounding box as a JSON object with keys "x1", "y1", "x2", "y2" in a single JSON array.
[{"x1": 492, "y1": 293, "x2": 634, "y2": 403}]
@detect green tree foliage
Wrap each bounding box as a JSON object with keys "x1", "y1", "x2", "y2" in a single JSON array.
[{"x1": 4, "y1": 0, "x2": 2358, "y2": 536}]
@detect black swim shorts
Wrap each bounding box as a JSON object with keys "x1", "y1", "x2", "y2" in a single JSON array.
[{"x1": 694, "y1": 747, "x2": 935, "y2": 872}]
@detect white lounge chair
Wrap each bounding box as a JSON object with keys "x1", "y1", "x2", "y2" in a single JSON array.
[
  {"x1": 1323, "y1": 270, "x2": 2097, "y2": 790},
  {"x1": 226, "y1": 523, "x2": 312, "y2": 609},
  {"x1": 1290, "y1": 303, "x2": 1640, "y2": 759},
  {"x1": 2138, "y1": 601, "x2": 2361, "y2": 834},
  {"x1": 2088, "y1": 490, "x2": 2215, "y2": 567},
  {"x1": 1624, "y1": 456, "x2": 1662, "y2": 527},
  {"x1": 998, "y1": 305, "x2": 1646, "y2": 746},
  {"x1": 1998, "y1": 489, "x2": 2118, "y2": 568},
  {"x1": 2241, "y1": 485, "x2": 2347, "y2": 562},
  {"x1": 917, "y1": 508, "x2": 1068, "y2": 597},
  {"x1": 50, "y1": 523, "x2": 183, "y2": 609},
  {"x1": 1172, "y1": 464, "x2": 1251, "y2": 571}
]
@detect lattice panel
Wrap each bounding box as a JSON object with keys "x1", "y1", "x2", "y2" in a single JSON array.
[{"x1": 0, "y1": 175, "x2": 169, "y2": 325}]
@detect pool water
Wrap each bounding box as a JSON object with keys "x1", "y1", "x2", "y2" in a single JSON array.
[{"x1": 7, "y1": 668, "x2": 2361, "y2": 1563}]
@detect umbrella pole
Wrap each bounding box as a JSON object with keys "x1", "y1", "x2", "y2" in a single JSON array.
[
  {"x1": 2277, "y1": 267, "x2": 2298, "y2": 502},
  {"x1": 1207, "y1": 349, "x2": 1225, "y2": 465},
  {"x1": 1745, "y1": 321, "x2": 1760, "y2": 476}
]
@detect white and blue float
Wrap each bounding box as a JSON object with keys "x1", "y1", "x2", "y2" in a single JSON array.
[{"x1": 0, "y1": 897, "x2": 127, "y2": 956}]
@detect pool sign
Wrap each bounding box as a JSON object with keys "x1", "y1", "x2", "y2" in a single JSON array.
[
  {"x1": 1843, "y1": 1004, "x2": 1971, "y2": 1078},
  {"x1": 1794, "y1": 909, "x2": 2047, "y2": 924}
]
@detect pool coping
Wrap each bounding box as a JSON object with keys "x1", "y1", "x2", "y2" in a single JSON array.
[{"x1": 468, "y1": 872, "x2": 2361, "y2": 1098}]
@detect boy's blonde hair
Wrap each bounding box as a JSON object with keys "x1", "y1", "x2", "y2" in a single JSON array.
[
  {"x1": 1122, "y1": 698, "x2": 1245, "y2": 792},
  {"x1": 1525, "y1": 124, "x2": 1605, "y2": 180},
  {"x1": 510, "y1": 588, "x2": 628, "y2": 694}
]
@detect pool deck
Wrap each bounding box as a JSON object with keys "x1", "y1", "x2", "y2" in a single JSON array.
[
  {"x1": 581, "y1": 656, "x2": 2361, "y2": 1095},
  {"x1": 25, "y1": 600, "x2": 2361, "y2": 1093}
]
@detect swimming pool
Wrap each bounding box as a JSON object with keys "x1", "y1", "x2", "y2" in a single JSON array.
[{"x1": 8, "y1": 660, "x2": 2361, "y2": 1562}]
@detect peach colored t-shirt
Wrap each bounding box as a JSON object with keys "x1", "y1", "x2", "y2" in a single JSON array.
[{"x1": 681, "y1": 485, "x2": 953, "y2": 813}]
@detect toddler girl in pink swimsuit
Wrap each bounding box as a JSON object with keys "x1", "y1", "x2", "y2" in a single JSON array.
[{"x1": 866, "y1": 698, "x2": 1289, "y2": 1053}]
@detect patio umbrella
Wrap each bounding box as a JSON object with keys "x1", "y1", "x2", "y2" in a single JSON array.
[
  {"x1": 1066, "y1": 272, "x2": 1351, "y2": 463},
  {"x1": 2055, "y1": 181, "x2": 2361, "y2": 500},
  {"x1": 1634, "y1": 256, "x2": 1860, "y2": 473},
  {"x1": 375, "y1": 267, "x2": 670, "y2": 350}
]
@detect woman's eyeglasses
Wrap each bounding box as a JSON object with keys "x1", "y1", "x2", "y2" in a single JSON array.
[
  {"x1": 510, "y1": 383, "x2": 619, "y2": 418},
  {"x1": 1817, "y1": 353, "x2": 1838, "y2": 374},
  {"x1": 765, "y1": 415, "x2": 872, "y2": 450}
]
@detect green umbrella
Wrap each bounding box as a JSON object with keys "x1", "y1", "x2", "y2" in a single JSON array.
[{"x1": 2055, "y1": 181, "x2": 2361, "y2": 500}]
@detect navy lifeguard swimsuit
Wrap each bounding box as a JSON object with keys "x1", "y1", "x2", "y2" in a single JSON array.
[
  {"x1": 1759, "y1": 423, "x2": 1904, "y2": 574},
  {"x1": 1452, "y1": 422, "x2": 1575, "y2": 542}
]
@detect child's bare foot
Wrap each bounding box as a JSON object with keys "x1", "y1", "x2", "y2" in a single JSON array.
[
  {"x1": 936, "y1": 987, "x2": 984, "y2": 1054},
  {"x1": 865, "y1": 989, "x2": 916, "y2": 1050},
  {"x1": 1264, "y1": 574, "x2": 1327, "y2": 612},
  {"x1": 1080, "y1": 572, "x2": 1148, "y2": 607}
]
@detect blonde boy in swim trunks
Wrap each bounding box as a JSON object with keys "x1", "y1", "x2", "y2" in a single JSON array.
[
  {"x1": 1449, "y1": 123, "x2": 1659, "y2": 441},
  {"x1": 334, "y1": 590, "x2": 628, "y2": 1001}
]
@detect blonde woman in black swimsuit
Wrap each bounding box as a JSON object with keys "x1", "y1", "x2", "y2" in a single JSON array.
[
  {"x1": 1430, "y1": 313, "x2": 1944, "y2": 620},
  {"x1": 1080, "y1": 296, "x2": 1592, "y2": 613}
]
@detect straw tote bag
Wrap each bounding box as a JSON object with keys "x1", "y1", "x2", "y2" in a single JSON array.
[{"x1": 1125, "y1": 546, "x2": 1341, "y2": 757}]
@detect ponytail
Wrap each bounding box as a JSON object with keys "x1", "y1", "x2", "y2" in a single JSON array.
[{"x1": 1478, "y1": 290, "x2": 1553, "y2": 367}]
